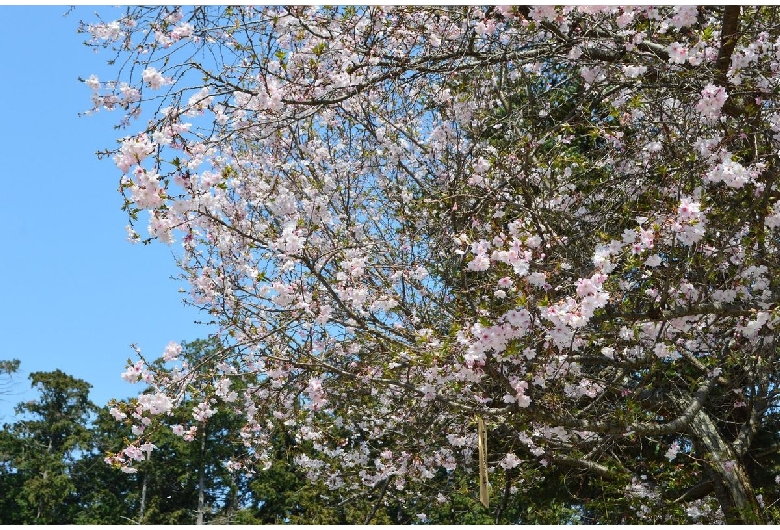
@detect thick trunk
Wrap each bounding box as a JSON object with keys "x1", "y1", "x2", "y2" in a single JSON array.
[{"x1": 688, "y1": 408, "x2": 762, "y2": 524}]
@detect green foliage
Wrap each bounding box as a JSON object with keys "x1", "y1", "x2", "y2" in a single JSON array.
[
  {"x1": 0, "y1": 359, "x2": 19, "y2": 375},
  {"x1": 0, "y1": 370, "x2": 97, "y2": 524},
  {"x1": 70, "y1": 406, "x2": 137, "y2": 524}
]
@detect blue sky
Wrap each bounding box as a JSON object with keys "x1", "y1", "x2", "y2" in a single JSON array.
[{"x1": 0, "y1": 6, "x2": 213, "y2": 420}]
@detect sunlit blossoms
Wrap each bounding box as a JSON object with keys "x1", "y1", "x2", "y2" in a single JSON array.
[
  {"x1": 84, "y1": 6, "x2": 780, "y2": 524},
  {"x1": 141, "y1": 67, "x2": 169, "y2": 90},
  {"x1": 162, "y1": 341, "x2": 182, "y2": 362},
  {"x1": 696, "y1": 84, "x2": 728, "y2": 122}
]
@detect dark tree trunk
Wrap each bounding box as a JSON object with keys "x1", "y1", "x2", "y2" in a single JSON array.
[{"x1": 688, "y1": 409, "x2": 762, "y2": 524}]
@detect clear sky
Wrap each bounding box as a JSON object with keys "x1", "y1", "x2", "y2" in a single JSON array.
[{"x1": 0, "y1": 6, "x2": 214, "y2": 421}]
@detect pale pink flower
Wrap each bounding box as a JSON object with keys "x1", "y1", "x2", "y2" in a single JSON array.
[
  {"x1": 163, "y1": 341, "x2": 182, "y2": 362},
  {"x1": 668, "y1": 42, "x2": 688, "y2": 64},
  {"x1": 497, "y1": 277, "x2": 513, "y2": 289},
  {"x1": 695, "y1": 84, "x2": 728, "y2": 122},
  {"x1": 500, "y1": 452, "x2": 522, "y2": 469},
  {"x1": 142, "y1": 67, "x2": 168, "y2": 90},
  {"x1": 664, "y1": 441, "x2": 680, "y2": 461}
]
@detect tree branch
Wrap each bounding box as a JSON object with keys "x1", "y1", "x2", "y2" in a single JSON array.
[
  {"x1": 715, "y1": 6, "x2": 741, "y2": 89},
  {"x1": 552, "y1": 455, "x2": 617, "y2": 478},
  {"x1": 555, "y1": 376, "x2": 717, "y2": 436},
  {"x1": 673, "y1": 479, "x2": 715, "y2": 503},
  {"x1": 363, "y1": 477, "x2": 390, "y2": 524}
]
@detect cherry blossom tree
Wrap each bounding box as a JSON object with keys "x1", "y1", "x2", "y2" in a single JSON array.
[{"x1": 82, "y1": 6, "x2": 780, "y2": 523}]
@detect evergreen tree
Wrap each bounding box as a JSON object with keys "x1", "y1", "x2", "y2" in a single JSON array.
[{"x1": 0, "y1": 370, "x2": 96, "y2": 524}]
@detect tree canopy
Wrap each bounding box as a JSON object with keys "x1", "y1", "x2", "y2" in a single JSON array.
[
  {"x1": 0, "y1": 370, "x2": 96, "y2": 523},
  {"x1": 81, "y1": 6, "x2": 780, "y2": 523}
]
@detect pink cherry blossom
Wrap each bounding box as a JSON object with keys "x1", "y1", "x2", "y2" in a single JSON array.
[{"x1": 84, "y1": 6, "x2": 780, "y2": 523}]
